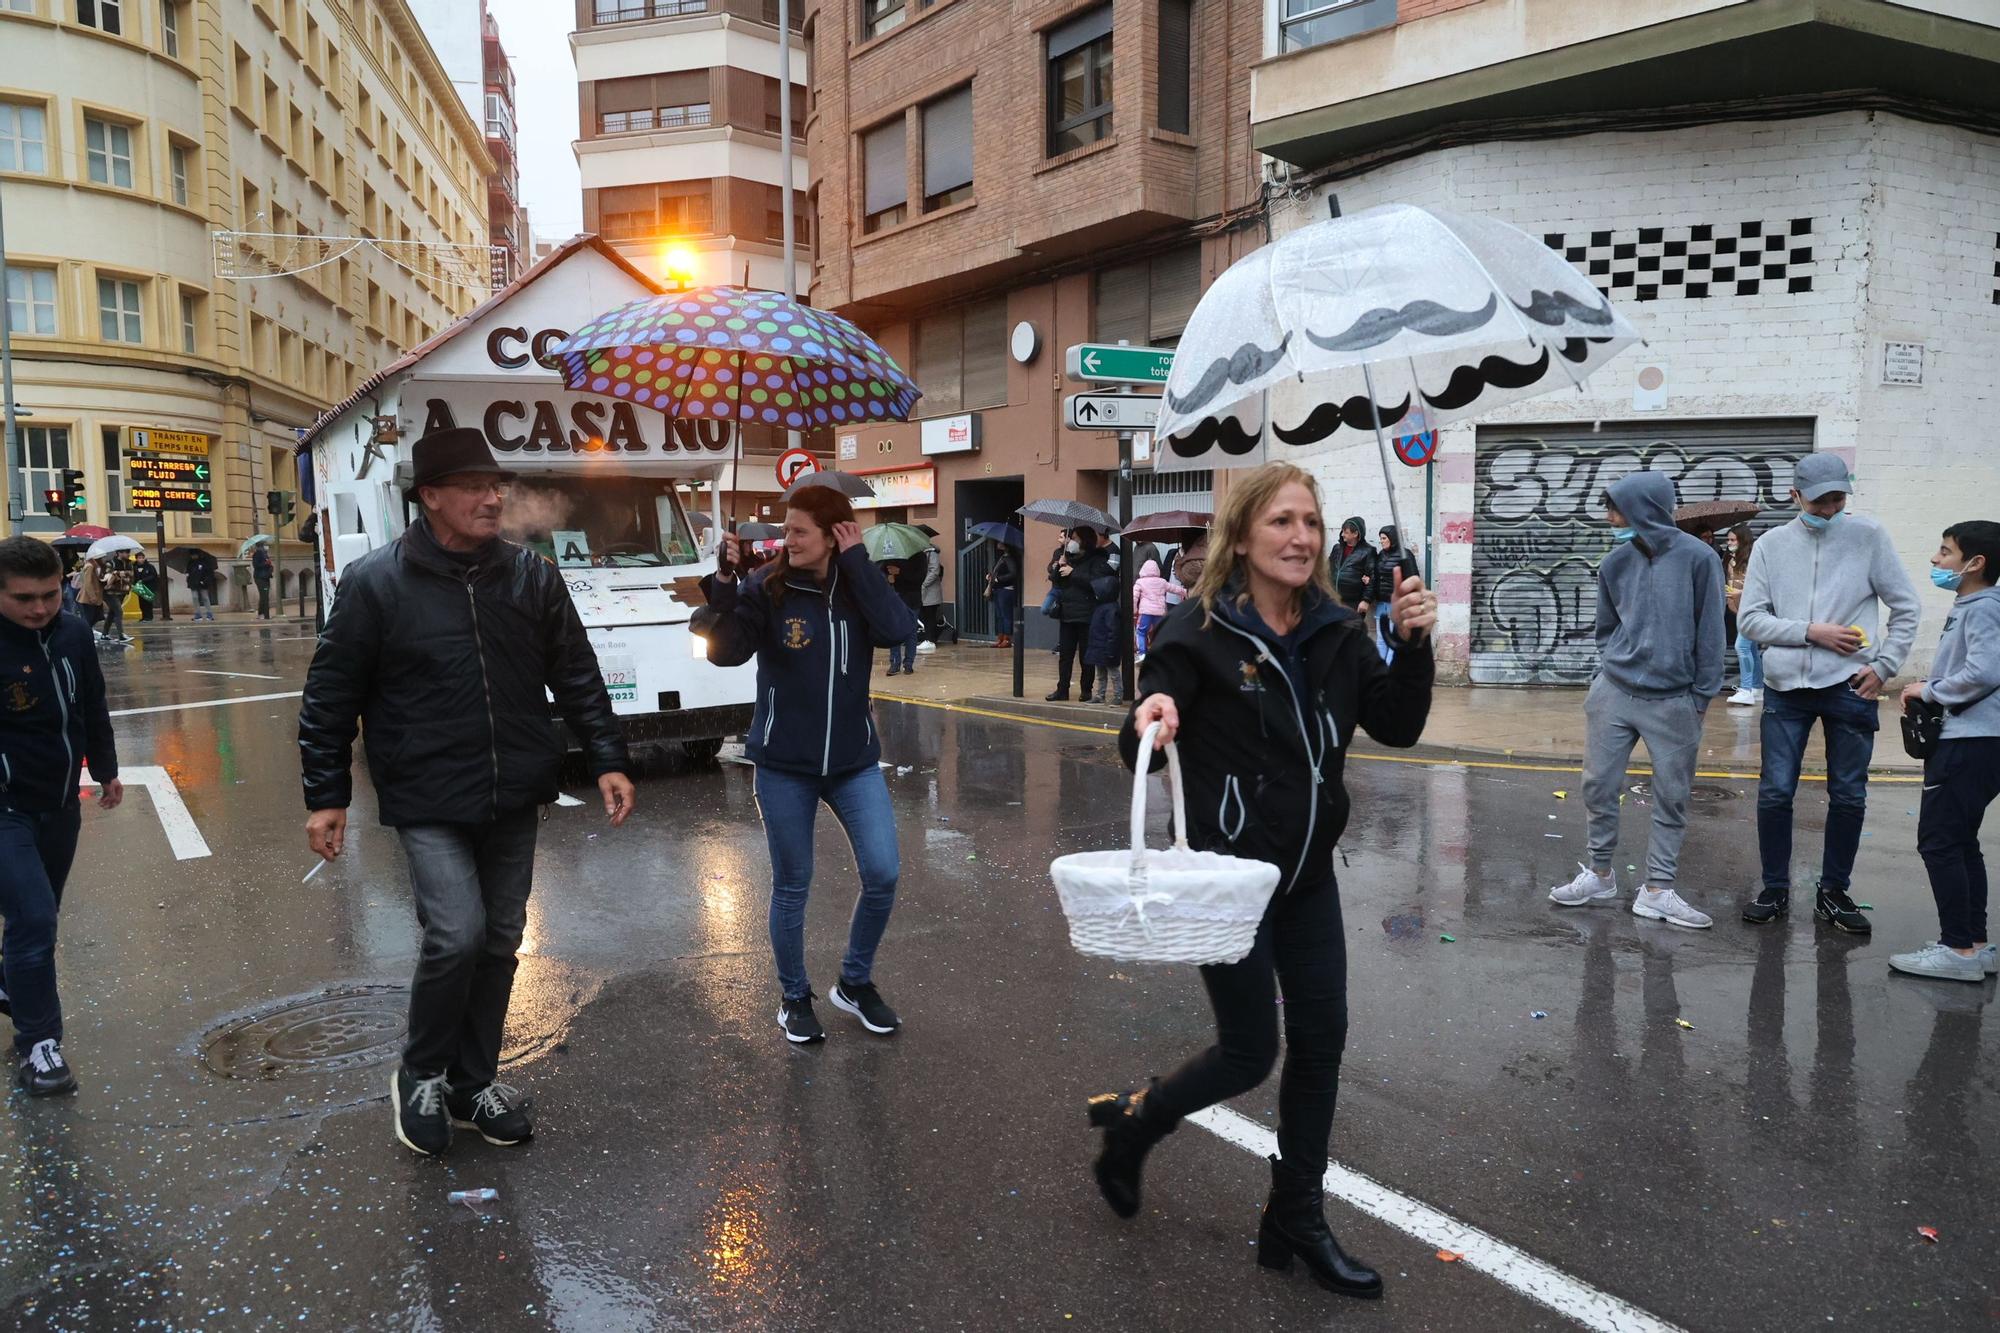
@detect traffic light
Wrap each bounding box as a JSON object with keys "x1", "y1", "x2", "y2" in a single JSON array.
[
  {"x1": 266, "y1": 490, "x2": 297, "y2": 527},
  {"x1": 60, "y1": 469, "x2": 85, "y2": 515},
  {"x1": 41, "y1": 489, "x2": 65, "y2": 519}
]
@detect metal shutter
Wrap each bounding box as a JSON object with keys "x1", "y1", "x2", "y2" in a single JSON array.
[
  {"x1": 597, "y1": 76, "x2": 654, "y2": 114},
  {"x1": 922, "y1": 86, "x2": 974, "y2": 199},
  {"x1": 863, "y1": 117, "x2": 907, "y2": 216},
  {"x1": 915, "y1": 312, "x2": 963, "y2": 416},
  {"x1": 960, "y1": 297, "x2": 1009, "y2": 410},
  {"x1": 1094, "y1": 259, "x2": 1148, "y2": 345},
  {"x1": 1157, "y1": 0, "x2": 1191, "y2": 135},
  {"x1": 1048, "y1": 4, "x2": 1112, "y2": 58},
  {"x1": 1468, "y1": 417, "x2": 1818, "y2": 685},
  {"x1": 1148, "y1": 246, "x2": 1200, "y2": 342}
]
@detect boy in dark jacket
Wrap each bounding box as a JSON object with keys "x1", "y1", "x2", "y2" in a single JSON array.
[
  {"x1": 1549, "y1": 471, "x2": 1725, "y2": 930},
  {"x1": 0, "y1": 537, "x2": 121, "y2": 1096}
]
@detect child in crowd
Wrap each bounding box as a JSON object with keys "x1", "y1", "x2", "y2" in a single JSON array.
[
  {"x1": 1892, "y1": 520, "x2": 2000, "y2": 984},
  {"x1": 1131, "y1": 558, "x2": 1184, "y2": 658}
]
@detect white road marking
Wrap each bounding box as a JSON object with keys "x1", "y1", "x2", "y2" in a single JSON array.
[
  {"x1": 554, "y1": 793, "x2": 585, "y2": 807},
  {"x1": 185, "y1": 669, "x2": 286, "y2": 680},
  {"x1": 111, "y1": 690, "x2": 303, "y2": 718},
  {"x1": 1188, "y1": 1106, "x2": 1685, "y2": 1333},
  {"x1": 81, "y1": 764, "x2": 211, "y2": 861}
]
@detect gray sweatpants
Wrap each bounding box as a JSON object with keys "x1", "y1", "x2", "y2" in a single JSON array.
[{"x1": 1583, "y1": 677, "x2": 1704, "y2": 889}]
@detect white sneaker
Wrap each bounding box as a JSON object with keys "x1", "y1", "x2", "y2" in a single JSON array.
[
  {"x1": 1726, "y1": 688, "x2": 1761, "y2": 707},
  {"x1": 1633, "y1": 887, "x2": 1713, "y2": 930},
  {"x1": 1549, "y1": 864, "x2": 1618, "y2": 907},
  {"x1": 1981, "y1": 943, "x2": 1997, "y2": 977},
  {"x1": 1888, "y1": 942, "x2": 1986, "y2": 983}
]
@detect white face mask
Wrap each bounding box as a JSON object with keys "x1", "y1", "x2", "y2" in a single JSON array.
[{"x1": 1066, "y1": 540, "x2": 1081, "y2": 555}]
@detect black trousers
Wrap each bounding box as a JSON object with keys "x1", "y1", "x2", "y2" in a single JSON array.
[
  {"x1": 1148, "y1": 879, "x2": 1349, "y2": 1176},
  {"x1": 256, "y1": 578, "x2": 272, "y2": 618},
  {"x1": 1056, "y1": 621, "x2": 1095, "y2": 697},
  {"x1": 1918, "y1": 737, "x2": 2000, "y2": 949}
]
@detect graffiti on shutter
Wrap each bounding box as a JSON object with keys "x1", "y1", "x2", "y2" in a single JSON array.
[{"x1": 1469, "y1": 419, "x2": 1816, "y2": 685}]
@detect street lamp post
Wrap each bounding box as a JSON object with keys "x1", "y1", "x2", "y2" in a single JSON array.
[{"x1": 0, "y1": 180, "x2": 23, "y2": 527}]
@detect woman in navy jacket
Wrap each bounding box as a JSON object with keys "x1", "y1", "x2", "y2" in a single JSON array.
[{"x1": 700, "y1": 484, "x2": 918, "y2": 1044}]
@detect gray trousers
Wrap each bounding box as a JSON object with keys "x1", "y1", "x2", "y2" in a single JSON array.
[
  {"x1": 397, "y1": 813, "x2": 539, "y2": 1088},
  {"x1": 1583, "y1": 677, "x2": 1704, "y2": 889}
]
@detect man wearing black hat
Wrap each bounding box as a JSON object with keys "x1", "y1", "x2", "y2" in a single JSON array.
[{"x1": 298, "y1": 426, "x2": 636, "y2": 1157}]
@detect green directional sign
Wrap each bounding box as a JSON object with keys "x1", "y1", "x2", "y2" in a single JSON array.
[{"x1": 1064, "y1": 343, "x2": 1175, "y2": 386}]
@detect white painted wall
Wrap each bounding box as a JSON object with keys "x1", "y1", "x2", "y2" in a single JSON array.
[
  {"x1": 571, "y1": 22, "x2": 803, "y2": 83},
  {"x1": 577, "y1": 131, "x2": 808, "y2": 190},
  {"x1": 408, "y1": 0, "x2": 487, "y2": 123}
]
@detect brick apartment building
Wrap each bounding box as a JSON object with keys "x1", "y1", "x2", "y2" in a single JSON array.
[{"x1": 805, "y1": 0, "x2": 1268, "y2": 643}]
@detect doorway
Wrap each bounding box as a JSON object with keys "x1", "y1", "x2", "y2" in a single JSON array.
[{"x1": 953, "y1": 476, "x2": 1025, "y2": 642}]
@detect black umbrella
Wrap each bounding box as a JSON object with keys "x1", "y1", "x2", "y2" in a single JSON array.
[
  {"x1": 783, "y1": 471, "x2": 877, "y2": 501},
  {"x1": 1019, "y1": 498, "x2": 1119, "y2": 533},
  {"x1": 50, "y1": 535, "x2": 92, "y2": 550},
  {"x1": 687, "y1": 511, "x2": 715, "y2": 531},
  {"x1": 738, "y1": 522, "x2": 783, "y2": 541},
  {"x1": 162, "y1": 546, "x2": 207, "y2": 573}
]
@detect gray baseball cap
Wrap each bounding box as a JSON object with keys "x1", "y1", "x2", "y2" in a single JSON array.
[{"x1": 1792, "y1": 453, "x2": 1853, "y2": 501}]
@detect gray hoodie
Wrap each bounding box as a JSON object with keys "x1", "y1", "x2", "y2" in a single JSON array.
[
  {"x1": 1924, "y1": 586, "x2": 2000, "y2": 740},
  {"x1": 1594, "y1": 471, "x2": 1727, "y2": 702},
  {"x1": 1738, "y1": 512, "x2": 1919, "y2": 691}
]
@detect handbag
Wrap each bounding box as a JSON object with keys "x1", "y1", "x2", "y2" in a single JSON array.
[
  {"x1": 1050, "y1": 723, "x2": 1281, "y2": 966},
  {"x1": 1903, "y1": 689, "x2": 1998, "y2": 761}
]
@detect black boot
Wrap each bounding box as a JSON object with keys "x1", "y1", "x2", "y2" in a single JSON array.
[
  {"x1": 1086, "y1": 1080, "x2": 1175, "y2": 1218},
  {"x1": 1256, "y1": 1155, "x2": 1383, "y2": 1299}
]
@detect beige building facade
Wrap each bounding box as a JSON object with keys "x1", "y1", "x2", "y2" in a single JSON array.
[{"x1": 1, "y1": 0, "x2": 491, "y2": 605}]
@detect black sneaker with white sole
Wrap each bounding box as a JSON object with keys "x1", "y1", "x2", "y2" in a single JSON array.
[
  {"x1": 1741, "y1": 888, "x2": 1789, "y2": 925},
  {"x1": 829, "y1": 980, "x2": 901, "y2": 1035},
  {"x1": 392, "y1": 1068, "x2": 453, "y2": 1156},
  {"x1": 1815, "y1": 886, "x2": 1872, "y2": 935},
  {"x1": 16, "y1": 1039, "x2": 76, "y2": 1097},
  {"x1": 777, "y1": 993, "x2": 827, "y2": 1044},
  {"x1": 446, "y1": 1081, "x2": 534, "y2": 1146}
]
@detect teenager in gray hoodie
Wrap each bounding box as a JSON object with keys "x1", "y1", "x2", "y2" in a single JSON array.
[
  {"x1": 1549, "y1": 470, "x2": 1726, "y2": 929},
  {"x1": 1737, "y1": 453, "x2": 1920, "y2": 932},
  {"x1": 1890, "y1": 520, "x2": 2000, "y2": 984}
]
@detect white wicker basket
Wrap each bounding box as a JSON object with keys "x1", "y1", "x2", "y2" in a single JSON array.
[{"x1": 1051, "y1": 723, "x2": 1281, "y2": 965}]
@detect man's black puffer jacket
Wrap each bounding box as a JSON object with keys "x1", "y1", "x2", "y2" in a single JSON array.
[
  {"x1": 299, "y1": 517, "x2": 628, "y2": 825},
  {"x1": 1118, "y1": 582, "x2": 1432, "y2": 894}
]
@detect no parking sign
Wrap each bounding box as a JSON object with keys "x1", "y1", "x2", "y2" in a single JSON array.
[
  {"x1": 775, "y1": 448, "x2": 820, "y2": 487},
  {"x1": 1393, "y1": 428, "x2": 1439, "y2": 467}
]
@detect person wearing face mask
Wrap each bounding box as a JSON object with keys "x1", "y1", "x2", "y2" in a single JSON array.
[
  {"x1": 1091, "y1": 464, "x2": 1435, "y2": 1303},
  {"x1": 1737, "y1": 454, "x2": 1920, "y2": 931},
  {"x1": 1046, "y1": 527, "x2": 1114, "y2": 702},
  {"x1": 1890, "y1": 520, "x2": 2000, "y2": 984},
  {"x1": 1549, "y1": 471, "x2": 1727, "y2": 930}
]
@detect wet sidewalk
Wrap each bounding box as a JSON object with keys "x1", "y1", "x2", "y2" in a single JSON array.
[{"x1": 873, "y1": 640, "x2": 1922, "y2": 774}]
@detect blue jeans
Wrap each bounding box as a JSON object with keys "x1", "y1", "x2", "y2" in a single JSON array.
[
  {"x1": 0, "y1": 806, "x2": 83, "y2": 1054},
  {"x1": 888, "y1": 626, "x2": 919, "y2": 671},
  {"x1": 991, "y1": 586, "x2": 1016, "y2": 638},
  {"x1": 1736, "y1": 634, "x2": 1763, "y2": 690},
  {"x1": 1374, "y1": 603, "x2": 1395, "y2": 665},
  {"x1": 1758, "y1": 684, "x2": 1879, "y2": 894},
  {"x1": 754, "y1": 764, "x2": 900, "y2": 1001},
  {"x1": 1136, "y1": 613, "x2": 1162, "y2": 655}
]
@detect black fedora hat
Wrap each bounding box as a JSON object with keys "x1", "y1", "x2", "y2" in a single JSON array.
[{"x1": 407, "y1": 426, "x2": 516, "y2": 500}]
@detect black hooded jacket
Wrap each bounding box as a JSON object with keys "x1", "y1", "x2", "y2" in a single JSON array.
[
  {"x1": 1118, "y1": 582, "x2": 1433, "y2": 894},
  {"x1": 0, "y1": 611, "x2": 117, "y2": 812},
  {"x1": 1332, "y1": 517, "x2": 1377, "y2": 605},
  {"x1": 1369, "y1": 526, "x2": 1412, "y2": 604},
  {"x1": 1049, "y1": 537, "x2": 1115, "y2": 624},
  {"x1": 298, "y1": 516, "x2": 629, "y2": 825}
]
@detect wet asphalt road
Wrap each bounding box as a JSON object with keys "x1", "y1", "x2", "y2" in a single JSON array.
[{"x1": 0, "y1": 624, "x2": 1993, "y2": 1331}]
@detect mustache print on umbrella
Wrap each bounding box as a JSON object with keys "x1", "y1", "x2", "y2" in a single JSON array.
[
  {"x1": 1165, "y1": 414, "x2": 1263, "y2": 459},
  {"x1": 1417, "y1": 338, "x2": 1608, "y2": 412},
  {"x1": 1511, "y1": 288, "x2": 1617, "y2": 328},
  {"x1": 1164, "y1": 334, "x2": 1292, "y2": 417},
  {"x1": 1271, "y1": 394, "x2": 1414, "y2": 447},
  {"x1": 1302, "y1": 293, "x2": 1500, "y2": 354}
]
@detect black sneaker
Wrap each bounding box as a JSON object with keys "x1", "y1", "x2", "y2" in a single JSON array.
[
  {"x1": 1742, "y1": 888, "x2": 1790, "y2": 925},
  {"x1": 446, "y1": 1081, "x2": 534, "y2": 1146},
  {"x1": 829, "y1": 980, "x2": 901, "y2": 1035},
  {"x1": 16, "y1": 1039, "x2": 76, "y2": 1097},
  {"x1": 0, "y1": 986, "x2": 11, "y2": 1021},
  {"x1": 1045, "y1": 691, "x2": 1070, "y2": 702},
  {"x1": 1815, "y1": 886, "x2": 1872, "y2": 936},
  {"x1": 777, "y1": 993, "x2": 827, "y2": 1044},
  {"x1": 392, "y1": 1069, "x2": 453, "y2": 1156}
]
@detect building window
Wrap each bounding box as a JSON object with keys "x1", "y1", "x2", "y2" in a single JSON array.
[
  {"x1": 1279, "y1": 0, "x2": 1393, "y2": 54},
  {"x1": 600, "y1": 103, "x2": 710, "y2": 134},
  {"x1": 169, "y1": 142, "x2": 190, "y2": 205},
  {"x1": 861, "y1": 0, "x2": 903, "y2": 40},
  {"x1": 76, "y1": 0, "x2": 121, "y2": 33},
  {"x1": 20, "y1": 426, "x2": 74, "y2": 522},
  {"x1": 4, "y1": 0, "x2": 37, "y2": 13},
  {"x1": 1094, "y1": 245, "x2": 1199, "y2": 346},
  {"x1": 100, "y1": 426, "x2": 126, "y2": 516},
  {"x1": 0, "y1": 102, "x2": 47, "y2": 174},
  {"x1": 861, "y1": 117, "x2": 906, "y2": 234},
  {"x1": 598, "y1": 182, "x2": 711, "y2": 240},
  {"x1": 591, "y1": 0, "x2": 706, "y2": 22},
  {"x1": 97, "y1": 276, "x2": 144, "y2": 344},
  {"x1": 180, "y1": 289, "x2": 202, "y2": 354},
  {"x1": 6, "y1": 267, "x2": 58, "y2": 336},
  {"x1": 915, "y1": 297, "x2": 1007, "y2": 417},
  {"x1": 85, "y1": 117, "x2": 134, "y2": 188},
  {"x1": 1157, "y1": 0, "x2": 1190, "y2": 135},
  {"x1": 1047, "y1": 7, "x2": 1112, "y2": 157},
  {"x1": 161, "y1": 0, "x2": 183, "y2": 56},
  {"x1": 921, "y1": 85, "x2": 972, "y2": 212}
]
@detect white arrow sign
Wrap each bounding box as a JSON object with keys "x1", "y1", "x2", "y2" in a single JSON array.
[
  {"x1": 81, "y1": 764, "x2": 211, "y2": 861},
  {"x1": 1065, "y1": 393, "x2": 1161, "y2": 432}
]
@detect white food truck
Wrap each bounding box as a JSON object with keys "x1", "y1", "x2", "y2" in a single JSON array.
[{"x1": 298, "y1": 237, "x2": 755, "y2": 758}]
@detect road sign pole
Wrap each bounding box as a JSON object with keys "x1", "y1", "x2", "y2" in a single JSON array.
[
  {"x1": 155, "y1": 510, "x2": 172, "y2": 621},
  {"x1": 1116, "y1": 350, "x2": 1135, "y2": 705}
]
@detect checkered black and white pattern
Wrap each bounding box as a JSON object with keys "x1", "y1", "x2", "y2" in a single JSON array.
[{"x1": 1540, "y1": 219, "x2": 1816, "y2": 303}]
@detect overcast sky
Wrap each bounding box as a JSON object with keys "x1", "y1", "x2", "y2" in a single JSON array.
[{"x1": 486, "y1": 0, "x2": 583, "y2": 241}]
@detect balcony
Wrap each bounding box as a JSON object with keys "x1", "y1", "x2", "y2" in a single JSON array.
[
  {"x1": 1253, "y1": 0, "x2": 2000, "y2": 170},
  {"x1": 589, "y1": 0, "x2": 709, "y2": 24}
]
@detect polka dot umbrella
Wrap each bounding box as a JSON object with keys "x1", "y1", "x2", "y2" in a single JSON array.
[{"x1": 549, "y1": 287, "x2": 923, "y2": 431}]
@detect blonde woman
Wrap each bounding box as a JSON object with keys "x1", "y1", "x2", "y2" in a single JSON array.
[{"x1": 1088, "y1": 463, "x2": 1436, "y2": 1301}]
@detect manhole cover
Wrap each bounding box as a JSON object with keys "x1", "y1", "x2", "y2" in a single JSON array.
[
  {"x1": 200, "y1": 985, "x2": 407, "y2": 1080},
  {"x1": 1628, "y1": 782, "x2": 1738, "y2": 802}
]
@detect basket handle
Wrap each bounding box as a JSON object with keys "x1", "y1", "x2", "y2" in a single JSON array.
[{"x1": 1131, "y1": 721, "x2": 1191, "y2": 856}]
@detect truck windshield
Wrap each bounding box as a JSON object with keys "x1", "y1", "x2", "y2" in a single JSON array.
[{"x1": 501, "y1": 477, "x2": 702, "y2": 569}]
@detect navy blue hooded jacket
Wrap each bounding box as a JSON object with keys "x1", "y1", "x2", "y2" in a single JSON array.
[
  {"x1": 700, "y1": 544, "x2": 918, "y2": 776},
  {"x1": 1596, "y1": 470, "x2": 1727, "y2": 702},
  {"x1": 0, "y1": 611, "x2": 118, "y2": 812}
]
